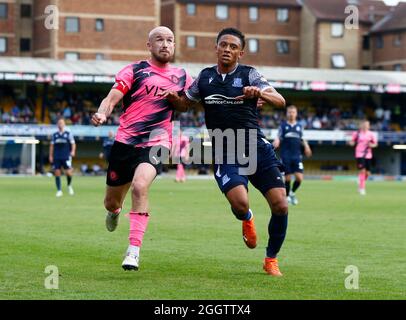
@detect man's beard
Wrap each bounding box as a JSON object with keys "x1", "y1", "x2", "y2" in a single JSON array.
[{"x1": 152, "y1": 52, "x2": 171, "y2": 63}]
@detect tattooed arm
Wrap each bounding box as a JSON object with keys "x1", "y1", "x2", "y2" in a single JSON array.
[{"x1": 91, "y1": 89, "x2": 124, "y2": 126}]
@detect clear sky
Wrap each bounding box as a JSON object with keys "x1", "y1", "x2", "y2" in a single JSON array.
[{"x1": 382, "y1": 0, "x2": 406, "y2": 5}]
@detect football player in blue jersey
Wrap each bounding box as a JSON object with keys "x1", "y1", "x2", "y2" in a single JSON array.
[
  {"x1": 273, "y1": 105, "x2": 312, "y2": 205},
  {"x1": 161, "y1": 28, "x2": 289, "y2": 276},
  {"x1": 49, "y1": 118, "x2": 76, "y2": 197},
  {"x1": 99, "y1": 130, "x2": 115, "y2": 164}
]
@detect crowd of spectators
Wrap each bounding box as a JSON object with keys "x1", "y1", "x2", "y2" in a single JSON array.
[
  {"x1": 0, "y1": 99, "x2": 37, "y2": 124},
  {"x1": 46, "y1": 91, "x2": 121, "y2": 125},
  {"x1": 259, "y1": 98, "x2": 405, "y2": 131},
  {"x1": 1, "y1": 92, "x2": 405, "y2": 132}
]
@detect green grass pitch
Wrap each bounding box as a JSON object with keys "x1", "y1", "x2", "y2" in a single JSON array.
[{"x1": 0, "y1": 176, "x2": 405, "y2": 300}]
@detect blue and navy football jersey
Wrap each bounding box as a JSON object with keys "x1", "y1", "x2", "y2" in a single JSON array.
[
  {"x1": 51, "y1": 130, "x2": 75, "y2": 160},
  {"x1": 278, "y1": 121, "x2": 303, "y2": 160},
  {"x1": 186, "y1": 64, "x2": 272, "y2": 157},
  {"x1": 102, "y1": 136, "x2": 115, "y2": 161}
]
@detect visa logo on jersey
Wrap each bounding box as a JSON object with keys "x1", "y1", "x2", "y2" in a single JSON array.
[{"x1": 145, "y1": 85, "x2": 166, "y2": 97}]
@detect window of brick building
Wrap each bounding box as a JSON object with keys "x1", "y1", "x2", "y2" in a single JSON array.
[
  {"x1": 0, "y1": 3, "x2": 7, "y2": 19},
  {"x1": 276, "y1": 40, "x2": 289, "y2": 54},
  {"x1": 393, "y1": 34, "x2": 402, "y2": 47},
  {"x1": 248, "y1": 39, "x2": 259, "y2": 53},
  {"x1": 276, "y1": 8, "x2": 289, "y2": 22},
  {"x1": 376, "y1": 35, "x2": 384, "y2": 49},
  {"x1": 65, "y1": 52, "x2": 80, "y2": 61},
  {"x1": 186, "y1": 36, "x2": 196, "y2": 48},
  {"x1": 0, "y1": 37, "x2": 7, "y2": 53},
  {"x1": 95, "y1": 53, "x2": 105, "y2": 60},
  {"x1": 20, "y1": 38, "x2": 31, "y2": 52},
  {"x1": 186, "y1": 3, "x2": 196, "y2": 15},
  {"x1": 216, "y1": 5, "x2": 228, "y2": 20},
  {"x1": 65, "y1": 17, "x2": 80, "y2": 33},
  {"x1": 331, "y1": 54, "x2": 346, "y2": 68},
  {"x1": 95, "y1": 19, "x2": 104, "y2": 31},
  {"x1": 21, "y1": 4, "x2": 32, "y2": 18},
  {"x1": 394, "y1": 64, "x2": 403, "y2": 71},
  {"x1": 331, "y1": 23, "x2": 344, "y2": 38},
  {"x1": 249, "y1": 6, "x2": 258, "y2": 21},
  {"x1": 362, "y1": 35, "x2": 370, "y2": 50}
]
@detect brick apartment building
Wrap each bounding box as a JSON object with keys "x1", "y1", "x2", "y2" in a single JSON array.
[
  {"x1": 300, "y1": 0, "x2": 390, "y2": 70},
  {"x1": 370, "y1": 2, "x2": 406, "y2": 71},
  {"x1": 0, "y1": 0, "x2": 160, "y2": 61},
  {"x1": 0, "y1": 0, "x2": 405, "y2": 71},
  {"x1": 0, "y1": 0, "x2": 34, "y2": 57},
  {"x1": 161, "y1": 0, "x2": 302, "y2": 67}
]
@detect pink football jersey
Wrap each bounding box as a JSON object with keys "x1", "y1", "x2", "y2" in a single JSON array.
[
  {"x1": 352, "y1": 130, "x2": 377, "y2": 159},
  {"x1": 172, "y1": 133, "x2": 190, "y2": 158},
  {"x1": 112, "y1": 60, "x2": 193, "y2": 149}
]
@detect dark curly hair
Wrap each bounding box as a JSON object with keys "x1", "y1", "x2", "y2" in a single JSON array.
[{"x1": 216, "y1": 27, "x2": 246, "y2": 49}]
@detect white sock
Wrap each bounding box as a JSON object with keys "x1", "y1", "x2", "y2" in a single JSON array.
[{"x1": 128, "y1": 245, "x2": 140, "y2": 256}]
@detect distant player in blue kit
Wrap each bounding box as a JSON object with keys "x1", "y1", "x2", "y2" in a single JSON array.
[
  {"x1": 49, "y1": 118, "x2": 76, "y2": 197},
  {"x1": 273, "y1": 105, "x2": 312, "y2": 205},
  {"x1": 99, "y1": 130, "x2": 115, "y2": 164},
  {"x1": 162, "y1": 28, "x2": 288, "y2": 276}
]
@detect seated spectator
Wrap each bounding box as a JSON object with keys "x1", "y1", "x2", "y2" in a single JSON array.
[
  {"x1": 11, "y1": 104, "x2": 21, "y2": 118},
  {"x1": 1, "y1": 111, "x2": 11, "y2": 123},
  {"x1": 62, "y1": 105, "x2": 72, "y2": 119}
]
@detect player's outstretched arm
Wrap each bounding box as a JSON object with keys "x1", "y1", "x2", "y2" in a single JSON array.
[
  {"x1": 236, "y1": 86, "x2": 285, "y2": 108},
  {"x1": 369, "y1": 136, "x2": 378, "y2": 149},
  {"x1": 92, "y1": 89, "x2": 124, "y2": 126},
  {"x1": 273, "y1": 137, "x2": 281, "y2": 149},
  {"x1": 303, "y1": 140, "x2": 312, "y2": 157},
  {"x1": 71, "y1": 143, "x2": 77, "y2": 157},
  {"x1": 260, "y1": 87, "x2": 286, "y2": 108},
  {"x1": 348, "y1": 132, "x2": 357, "y2": 146},
  {"x1": 49, "y1": 143, "x2": 54, "y2": 164},
  {"x1": 159, "y1": 90, "x2": 197, "y2": 112}
]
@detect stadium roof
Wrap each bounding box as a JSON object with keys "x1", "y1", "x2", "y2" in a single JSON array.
[{"x1": 0, "y1": 57, "x2": 405, "y2": 93}]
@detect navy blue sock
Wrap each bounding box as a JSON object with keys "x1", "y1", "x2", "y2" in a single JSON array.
[
  {"x1": 292, "y1": 180, "x2": 301, "y2": 192},
  {"x1": 285, "y1": 181, "x2": 291, "y2": 195},
  {"x1": 67, "y1": 175, "x2": 72, "y2": 186},
  {"x1": 55, "y1": 176, "x2": 61, "y2": 191},
  {"x1": 266, "y1": 214, "x2": 288, "y2": 258},
  {"x1": 231, "y1": 207, "x2": 252, "y2": 221}
]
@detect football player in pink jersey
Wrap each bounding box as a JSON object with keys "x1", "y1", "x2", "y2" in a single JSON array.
[
  {"x1": 349, "y1": 120, "x2": 378, "y2": 195},
  {"x1": 172, "y1": 129, "x2": 190, "y2": 182},
  {"x1": 91, "y1": 26, "x2": 193, "y2": 271}
]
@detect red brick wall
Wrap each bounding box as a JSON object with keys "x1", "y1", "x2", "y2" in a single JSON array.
[
  {"x1": 0, "y1": 3, "x2": 16, "y2": 56},
  {"x1": 177, "y1": 3, "x2": 300, "y2": 66},
  {"x1": 372, "y1": 31, "x2": 406, "y2": 70}
]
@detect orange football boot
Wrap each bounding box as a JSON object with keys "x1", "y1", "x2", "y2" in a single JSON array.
[
  {"x1": 242, "y1": 216, "x2": 257, "y2": 249},
  {"x1": 263, "y1": 257, "x2": 283, "y2": 277}
]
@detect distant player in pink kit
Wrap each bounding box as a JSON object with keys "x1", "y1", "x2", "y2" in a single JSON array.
[
  {"x1": 349, "y1": 120, "x2": 378, "y2": 196},
  {"x1": 172, "y1": 129, "x2": 190, "y2": 182},
  {"x1": 91, "y1": 26, "x2": 193, "y2": 271}
]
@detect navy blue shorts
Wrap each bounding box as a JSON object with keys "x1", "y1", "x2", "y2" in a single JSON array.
[
  {"x1": 356, "y1": 157, "x2": 371, "y2": 171},
  {"x1": 53, "y1": 158, "x2": 72, "y2": 170},
  {"x1": 281, "y1": 157, "x2": 304, "y2": 175},
  {"x1": 213, "y1": 142, "x2": 285, "y2": 195}
]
